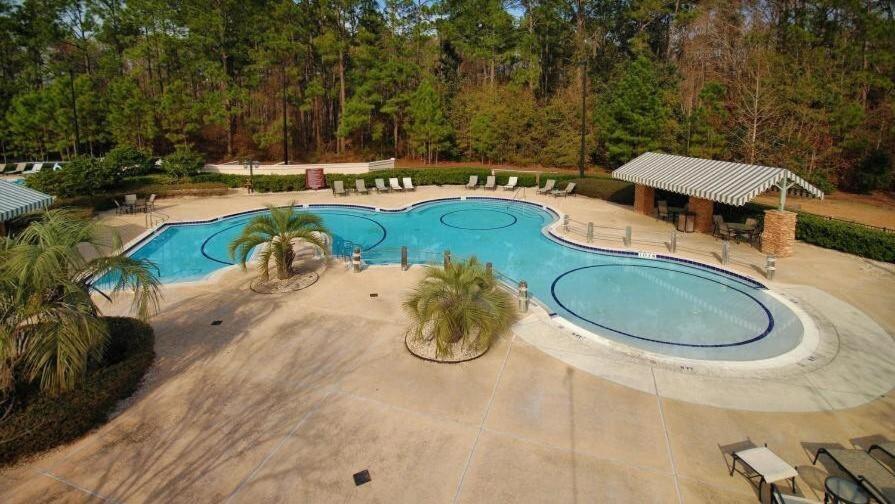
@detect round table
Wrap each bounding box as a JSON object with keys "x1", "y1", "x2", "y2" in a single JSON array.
[{"x1": 824, "y1": 476, "x2": 870, "y2": 504}]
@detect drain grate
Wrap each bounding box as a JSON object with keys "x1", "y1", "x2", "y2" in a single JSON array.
[
  {"x1": 353, "y1": 469, "x2": 371, "y2": 486},
  {"x1": 210, "y1": 320, "x2": 223, "y2": 326},
  {"x1": 369, "y1": 293, "x2": 379, "y2": 298}
]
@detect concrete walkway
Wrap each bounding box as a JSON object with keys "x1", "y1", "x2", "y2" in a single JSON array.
[{"x1": 1, "y1": 186, "x2": 893, "y2": 503}]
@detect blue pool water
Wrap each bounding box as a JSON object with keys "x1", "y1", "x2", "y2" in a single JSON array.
[{"x1": 126, "y1": 199, "x2": 803, "y2": 361}]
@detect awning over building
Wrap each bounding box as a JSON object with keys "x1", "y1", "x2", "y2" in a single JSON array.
[
  {"x1": 0, "y1": 180, "x2": 54, "y2": 222},
  {"x1": 611, "y1": 152, "x2": 824, "y2": 206}
]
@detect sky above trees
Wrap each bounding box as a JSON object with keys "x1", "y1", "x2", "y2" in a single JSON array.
[{"x1": 1, "y1": 0, "x2": 893, "y2": 191}]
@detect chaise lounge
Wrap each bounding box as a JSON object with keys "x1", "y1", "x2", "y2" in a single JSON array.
[
  {"x1": 466, "y1": 175, "x2": 478, "y2": 189},
  {"x1": 503, "y1": 176, "x2": 518, "y2": 191},
  {"x1": 356, "y1": 179, "x2": 369, "y2": 194},
  {"x1": 389, "y1": 177, "x2": 404, "y2": 191},
  {"x1": 537, "y1": 179, "x2": 555, "y2": 194},
  {"x1": 333, "y1": 180, "x2": 348, "y2": 196},
  {"x1": 813, "y1": 447, "x2": 895, "y2": 503},
  {"x1": 375, "y1": 178, "x2": 389, "y2": 192},
  {"x1": 484, "y1": 176, "x2": 496, "y2": 190}
]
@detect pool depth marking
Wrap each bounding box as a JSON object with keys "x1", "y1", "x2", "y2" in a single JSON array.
[{"x1": 550, "y1": 264, "x2": 774, "y2": 348}]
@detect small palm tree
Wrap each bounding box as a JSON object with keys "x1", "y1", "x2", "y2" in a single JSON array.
[
  {"x1": 228, "y1": 204, "x2": 329, "y2": 281},
  {"x1": 0, "y1": 210, "x2": 161, "y2": 400},
  {"x1": 403, "y1": 257, "x2": 516, "y2": 359}
]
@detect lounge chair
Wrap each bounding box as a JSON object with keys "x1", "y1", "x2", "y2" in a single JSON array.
[
  {"x1": 537, "y1": 179, "x2": 556, "y2": 194},
  {"x1": 552, "y1": 182, "x2": 576, "y2": 197},
  {"x1": 375, "y1": 178, "x2": 389, "y2": 192},
  {"x1": 657, "y1": 200, "x2": 670, "y2": 221},
  {"x1": 1, "y1": 164, "x2": 14, "y2": 174},
  {"x1": 730, "y1": 446, "x2": 799, "y2": 495},
  {"x1": 146, "y1": 194, "x2": 156, "y2": 212},
  {"x1": 813, "y1": 447, "x2": 895, "y2": 503},
  {"x1": 23, "y1": 162, "x2": 43, "y2": 174},
  {"x1": 869, "y1": 442, "x2": 895, "y2": 461},
  {"x1": 402, "y1": 177, "x2": 415, "y2": 191},
  {"x1": 333, "y1": 180, "x2": 348, "y2": 196},
  {"x1": 389, "y1": 177, "x2": 404, "y2": 191},
  {"x1": 503, "y1": 176, "x2": 518, "y2": 191},
  {"x1": 769, "y1": 483, "x2": 821, "y2": 504},
  {"x1": 713, "y1": 215, "x2": 733, "y2": 240},
  {"x1": 484, "y1": 176, "x2": 496, "y2": 190},
  {"x1": 11, "y1": 162, "x2": 27, "y2": 174},
  {"x1": 355, "y1": 179, "x2": 369, "y2": 194},
  {"x1": 124, "y1": 194, "x2": 137, "y2": 210},
  {"x1": 113, "y1": 199, "x2": 126, "y2": 215},
  {"x1": 466, "y1": 175, "x2": 478, "y2": 189}
]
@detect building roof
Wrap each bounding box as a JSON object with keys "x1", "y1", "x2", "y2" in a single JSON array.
[
  {"x1": 611, "y1": 152, "x2": 824, "y2": 206},
  {"x1": 0, "y1": 180, "x2": 54, "y2": 222}
]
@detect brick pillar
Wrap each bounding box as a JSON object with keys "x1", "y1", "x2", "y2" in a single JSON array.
[
  {"x1": 687, "y1": 196, "x2": 714, "y2": 233},
  {"x1": 634, "y1": 184, "x2": 655, "y2": 216},
  {"x1": 761, "y1": 210, "x2": 797, "y2": 257}
]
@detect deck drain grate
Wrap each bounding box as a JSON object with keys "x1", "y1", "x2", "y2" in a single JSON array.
[
  {"x1": 353, "y1": 470, "x2": 371, "y2": 486},
  {"x1": 210, "y1": 320, "x2": 223, "y2": 326},
  {"x1": 369, "y1": 293, "x2": 379, "y2": 298}
]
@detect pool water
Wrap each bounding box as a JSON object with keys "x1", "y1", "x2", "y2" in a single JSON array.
[{"x1": 125, "y1": 199, "x2": 803, "y2": 361}]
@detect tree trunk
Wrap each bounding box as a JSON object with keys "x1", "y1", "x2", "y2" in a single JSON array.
[{"x1": 338, "y1": 46, "x2": 346, "y2": 154}]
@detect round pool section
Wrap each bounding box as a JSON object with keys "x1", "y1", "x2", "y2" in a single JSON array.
[{"x1": 122, "y1": 199, "x2": 804, "y2": 361}]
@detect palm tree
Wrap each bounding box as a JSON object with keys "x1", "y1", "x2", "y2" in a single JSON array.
[
  {"x1": 403, "y1": 257, "x2": 516, "y2": 359},
  {"x1": 0, "y1": 210, "x2": 161, "y2": 402},
  {"x1": 228, "y1": 204, "x2": 329, "y2": 281}
]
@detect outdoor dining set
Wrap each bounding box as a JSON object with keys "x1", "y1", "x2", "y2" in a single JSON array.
[
  {"x1": 656, "y1": 199, "x2": 761, "y2": 244},
  {"x1": 114, "y1": 194, "x2": 156, "y2": 214}
]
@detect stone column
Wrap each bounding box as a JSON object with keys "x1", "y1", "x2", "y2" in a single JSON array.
[
  {"x1": 761, "y1": 210, "x2": 797, "y2": 257},
  {"x1": 634, "y1": 184, "x2": 655, "y2": 216},
  {"x1": 687, "y1": 196, "x2": 714, "y2": 233}
]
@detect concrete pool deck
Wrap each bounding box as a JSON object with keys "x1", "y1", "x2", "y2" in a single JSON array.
[{"x1": 2, "y1": 186, "x2": 893, "y2": 503}]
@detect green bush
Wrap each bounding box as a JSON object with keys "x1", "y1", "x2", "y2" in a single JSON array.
[
  {"x1": 104, "y1": 145, "x2": 153, "y2": 176},
  {"x1": 566, "y1": 177, "x2": 634, "y2": 204},
  {"x1": 26, "y1": 156, "x2": 123, "y2": 198},
  {"x1": 0, "y1": 317, "x2": 155, "y2": 467},
  {"x1": 795, "y1": 213, "x2": 895, "y2": 262},
  {"x1": 162, "y1": 147, "x2": 205, "y2": 179}
]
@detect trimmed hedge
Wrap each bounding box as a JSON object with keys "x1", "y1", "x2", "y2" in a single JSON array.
[
  {"x1": 0, "y1": 317, "x2": 155, "y2": 467},
  {"x1": 566, "y1": 177, "x2": 635, "y2": 204},
  {"x1": 796, "y1": 213, "x2": 895, "y2": 262}
]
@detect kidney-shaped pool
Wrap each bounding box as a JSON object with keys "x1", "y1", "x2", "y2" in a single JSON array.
[{"x1": 121, "y1": 198, "x2": 804, "y2": 361}]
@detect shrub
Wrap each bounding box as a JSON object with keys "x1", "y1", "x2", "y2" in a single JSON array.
[
  {"x1": 795, "y1": 213, "x2": 895, "y2": 262},
  {"x1": 26, "y1": 156, "x2": 123, "y2": 198},
  {"x1": 0, "y1": 317, "x2": 155, "y2": 467},
  {"x1": 566, "y1": 177, "x2": 635, "y2": 204},
  {"x1": 162, "y1": 146, "x2": 205, "y2": 179},
  {"x1": 104, "y1": 145, "x2": 153, "y2": 176}
]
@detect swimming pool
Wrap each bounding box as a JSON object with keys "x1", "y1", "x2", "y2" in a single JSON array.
[{"x1": 124, "y1": 198, "x2": 804, "y2": 361}]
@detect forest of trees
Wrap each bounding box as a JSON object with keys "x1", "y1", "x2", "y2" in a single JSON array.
[{"x1": 1, "y1": 0, "x2": 893, "y2": 192}]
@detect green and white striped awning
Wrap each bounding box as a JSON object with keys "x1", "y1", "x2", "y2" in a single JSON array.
[
  {"x1": 612, "y1": 152, "x2": 824, "y2": 206},
  {"x1": 0, "y1": 180, "x2": 54, "y2": 222}
]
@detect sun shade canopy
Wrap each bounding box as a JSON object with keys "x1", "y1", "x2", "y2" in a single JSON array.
[
  {"x1": 612, "y1": 152, "x2": 824, "y2": 207},
  {"x1": 0, "y1": 180, "x2": 54, "y2": 222}
]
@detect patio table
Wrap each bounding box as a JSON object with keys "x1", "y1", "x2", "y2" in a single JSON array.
[
  {"x1": 824, "y1": 476, "x2": 870, "y2": 504},
  {"x1": 726, "y1": 223, "x2": 755, "y2": 243}
]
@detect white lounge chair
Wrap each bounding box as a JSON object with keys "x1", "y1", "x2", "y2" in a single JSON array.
[
  {"x1": 146, "y1": 194, "x2": 156, "y2": 212},
  {"x1": 389, "y1": 177, "x2": 404, "y2": 191},
  {"x1": 11, "y1": 163, "x2": 27, "y2": 174},
  {"x1": 552, "y1": 182, "x2": 576, "y2": 197},
  {"x1": 537, "y1": 179, "x2": 555, "y2": 194},
  {"x1": 730, "y1": 446, "x2": 798, "y2": 495},
  {"x1": 333, "y1": 180, "x2": 348, "y2": 196},
  {"x1": 375, "y1": 178, "x2": 389, "y2": 192},
  {"x1": 466, "y1": 175, "x2": 478, "y2": 189},
  {"x1": 24, "y1": 162, "x2": 43, "y2": 175},
  {"x1": 770, "y1": 484, "x2": 821, "y2": 504},
  {"x1": 503, "y1": 176, "x2": 518, "y2": 191},
  {"x1": 355, "y1": 179, "x2": 369, "y2": 194},
  {"x1": 402, "y1": 177, "x2": 415, "y2": 191},
  {"x1": 484, "y1": 176, "x2": 496, "y2": 190}
]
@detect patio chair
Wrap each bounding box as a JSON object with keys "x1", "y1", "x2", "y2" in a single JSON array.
[
  {"x1": 113, "y1": 199, "x2": 126, "y2": 215},
  {"x1": 389, "y1": 177, "x2": 404, "y2": 191},
  {"x1": 23, "y1": 162, "x2": 43, "y2": 174},
  {"x1": 869, "y1": 442, "x2": 895, "y2": 461},
  {"x1": 813, "y1": 447, "x2": 895, "y2": 503},
  {"x1": 355, "y1": 179, "x2": 369, "y2": 194},
  {"x1": 11, "y1": 162, "x2": 27, "y2": 174},
  {"x1": 503, "y1": 176, "x2": 518, "y2": 191},
  {"x1": 713, "y1": 215, "x2": 733, "y2": 240},
  {"x1": 769, "y1": 483, "x2": 821, "y2": 504},
  {"x1": 402, "y1": 177, "x2": 415, "y2": 191},
  {"x1": 124, "y1": 194, "x2": 138, "y2": 211},
  {"x1": 657, "y1": 200, "x2": 670, "y2": 221},
  {"x1": 551, "y1": 182, "x2": 576, "y2": 197},
  {"x1": 537, "y1": 179, "x2": 556, "y2": 194},
  {"x1": 730, "y1": 446, "x2": 799, "y2": 495},
  {"x1": 1, "y1": 164, "x2": 14, "y2": 174},
  {"x1": 484, "y1": 176, "x2": 496, "y2": 190},
  {"x1": 466, "y1": 175, "x2": 478, "y2": 189},
  {"x1": 146, "y1": 194, "x2": 156, "y2": 212},
  {"x1": 375, "y1": 178, "x2": 389, "y2": 192},
  {"x1": 333, "y1": 180, "x2": 348, "y2": 196}
]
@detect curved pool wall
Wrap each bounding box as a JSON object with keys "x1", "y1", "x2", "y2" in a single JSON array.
[{"x1": 121, "y1": 197, "x2": 804, "y2": 361}]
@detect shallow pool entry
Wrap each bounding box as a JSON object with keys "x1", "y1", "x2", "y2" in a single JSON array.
[{"x1": 122, "y1": 199, "x2": 804, "y2": 361}]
